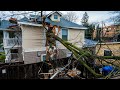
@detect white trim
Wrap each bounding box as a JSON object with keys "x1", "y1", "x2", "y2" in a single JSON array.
[
  {"x1": 98, "y1": 42, "x2": 120, "y2": 45},
  {"x1": 23, "y1": 47, "x2": 46, "y2": 52},
  {"x1": 18, "y1": 22, "x2": 43, "y2": 27},
  {"x1": 47, "y1": 11, "x2": 62, "y2": 17},
  {"x1": 0, "y1": 28, "x2": 13, "y2": 31},
  {"x1": 41, "y1": 54, "x2": 46, "y2": 61},
  {"x1": 68, "y1": 28, "x2": 69, "y2": 41},
  {"x1": 63, "y1": 27, "x2": 87, "y2": 30}
]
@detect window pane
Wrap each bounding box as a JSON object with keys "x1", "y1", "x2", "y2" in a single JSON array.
[
  {"x1": 62, "y1": 29, "x2": 68, "y2": 41},
  {"x1": 43, "y1": 55, "x2": 46, "y2": 61},
  {"x1": 62, "y1": 35, "x2": 67, "y2": 41},
  {"x1": 104, "y1": 50, "x2": 112, "y2": 56},
  {"x1": 62, "y1": 29, "x2": 68, "y2": 35},
  {"x1": 54, "y1": 15, "x2": 58, "y2": 19}
]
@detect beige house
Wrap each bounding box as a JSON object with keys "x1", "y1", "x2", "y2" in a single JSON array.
[
  {"x1": 2, "y1": 11, "x2": 87, "y2": 64},
  {"x1": 95, "y1": 42, "x2": 120, "y2": 65}
]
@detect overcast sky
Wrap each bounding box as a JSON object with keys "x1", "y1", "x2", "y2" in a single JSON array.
[
  {"x1": 46, "y1": 11, "x2": 116, "y2": 25},
  {"x1": 0, "y1": 11, "x2": 117, "y2": 26}
]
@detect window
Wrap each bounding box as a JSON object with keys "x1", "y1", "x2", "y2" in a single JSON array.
[
  {"x1": 62, "y1": 29, "x2": 68, "y2": 41},
  {"x1": 10, "y1": 49, "x2": 18, "y2": 59},
  {"x1": 41, "y1": 54, "x2": 46, "y2": 61},
  {"x1": 9, "y1": 32, "x2": 15, "y2": 38},
  {"x1": 54, "y1": 15, "x2": 58, "y2": 19},
  {"x1": 104, "y1": 50, "x2": 112, "y2": 56}
]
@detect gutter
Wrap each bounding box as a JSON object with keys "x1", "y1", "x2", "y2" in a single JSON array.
[
  {"x1": 18, "y1": 22, "x2": 43, "y2": 27},
  {"x1": 0, "y1": 28, "x2": 13, "y2": 31},
  {"x1": 62, "y1": 26, "x2": 87, "y2": 30}
]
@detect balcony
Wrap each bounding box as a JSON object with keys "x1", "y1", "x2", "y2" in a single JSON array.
[{"x1": 3, "y1": 38, "x2": 22, "y2": 48}]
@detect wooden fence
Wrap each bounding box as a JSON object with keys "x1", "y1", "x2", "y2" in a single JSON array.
[{"x1": 0, "y1": 58, "x2": 69, "y2": 79}]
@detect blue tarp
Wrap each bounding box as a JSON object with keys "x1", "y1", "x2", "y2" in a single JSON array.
[{"x1": 102, "y1": 66, "x2": 114, "y2": 76}]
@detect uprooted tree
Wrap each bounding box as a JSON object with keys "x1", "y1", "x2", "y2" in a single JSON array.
[{"x1": 41, "y1": 11, "x2": 120, "y2": 79}]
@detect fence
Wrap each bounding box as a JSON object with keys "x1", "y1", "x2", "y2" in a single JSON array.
[{"x1": 0, "y1": 58, "x2": 69, "y2": 79}]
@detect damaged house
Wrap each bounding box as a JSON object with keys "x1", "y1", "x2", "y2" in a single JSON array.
[{"x1": 1, "y1": 11, "x2": 87, "y2": 64}]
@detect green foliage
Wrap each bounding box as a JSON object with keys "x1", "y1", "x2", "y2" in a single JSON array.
[
  {"x1": 81, "y1": 12, "x2": 89, "y2": 27},
  {"x1": 85, "y1": 23, "x2": 96, "y2": 39},
  {"x1": 0, "y1": 52, "x2": 5, "y2": 63},
  {"x1": 81, "y1": 12, "x2": 97, "y2": 39}
]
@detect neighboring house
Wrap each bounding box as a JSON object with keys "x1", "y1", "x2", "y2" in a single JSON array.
[
  {"x1": 84, "y1": 39, "x2": 98, "y2": 48},
  {"x1": 95, "y1": 42, "x2": 120, "y2": 65},
  {"x1": 96, "y1": 42, "x2": 120, "y2": 56},
  {"x1": 83, "y1": 39, "x2": 98, "y2": 54},
  {"x1": 0, "y1": 18, "x2": 28, "y2": 63},
  {"x1": 18, "y1": 11, "x2": 87, "y2": 64},
  {"x1": 93, "y1": 24, "x2": 120, "y2": 42}
]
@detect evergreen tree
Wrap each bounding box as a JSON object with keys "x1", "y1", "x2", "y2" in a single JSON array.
[{"x1": 81, "y1": 12, "x2": 89, "y2": 27}]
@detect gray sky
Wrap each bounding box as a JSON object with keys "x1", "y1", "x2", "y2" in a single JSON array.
[
  {"x1": 0, "y1": 11, "x2": 116, "y2": 26},
  {"x1": 47, "y1": 11, "x2": 116, "y2": 25}
]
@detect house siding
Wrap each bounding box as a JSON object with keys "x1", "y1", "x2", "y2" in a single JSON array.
[
  {"x1": 95, "y1": 43, "x2": 120, "y2": 56},
  {"x1": 24, "y1": 49, "x2": 67, "y2": 64},
  {"x1": 21, "y1": 24, "x2": 85, "y2": 64},
  {"x1": 69, "y1": 29, "x2": 85, "y2": 47},
  {"x1": 58, "y1": 28, "x2": 85, "y2": 49},
  {"x1": 21, "y1": 25, "x2": 46, "y2": 52},
  {"x1": 95, "y1": 42, "x2": 120, "y2": 66}
]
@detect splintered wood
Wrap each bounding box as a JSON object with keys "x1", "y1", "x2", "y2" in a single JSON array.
[
  {"x1": 45, "y1": 24, "x2": 60, "y2": 61},
  {"x1": 67, "y1": 68, "x2": 81, "y2": 77}
]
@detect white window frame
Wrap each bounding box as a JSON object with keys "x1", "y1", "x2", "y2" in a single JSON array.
[
  {"x1": 61, "y1": 28, "x2": 69, "y2": 41},
  {"x1": 41, "y1": 54, "x2": 46, "y2": 61}
]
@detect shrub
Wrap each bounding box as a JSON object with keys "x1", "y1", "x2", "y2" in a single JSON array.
[{"x1": 0, "y1": 52, "x2": 5, "y2": 63}]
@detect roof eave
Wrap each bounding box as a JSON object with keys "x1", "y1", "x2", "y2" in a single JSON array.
[
  {"x1": 18, "y1": 22, "x2": 43, "y2": 27},
  {"x1": 0, "y1": 28, "x2": 12, "y2": 31},
  {"x1": 47, "y1": 11, "x2": 62, "y2": 17},
  {"x1": 62, "y1": 26, "x2": 87, "y2": 30}
]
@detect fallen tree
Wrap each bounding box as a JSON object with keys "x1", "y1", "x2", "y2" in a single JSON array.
[{"x1": 47, "y1": 33, "x2": 103, "y2": 78}]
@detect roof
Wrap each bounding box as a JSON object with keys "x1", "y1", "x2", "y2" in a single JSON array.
[
  {"x1": 0, "y1": 17, "x2": 29, "y2": 31},
  {"x1": 0, "y1": 11, "x2": 87, "y2": 30},
  {"x1": 19, "y1": 17, "x2": 29, "y2": 22},
  {"x1": 47, "y1": 11, "x2": 62, "y2": 17},
  {"x1": 0, "y1": 20, "x2": 13, "y2": 30},
  {"x1": 30, "y1": 12, "x2": 87, "y2": 29},
  {"x1": 84, "y1": 39, "x2": 98, "y2": 47},
  {"x1": 45, "y1": 18, "x2": 87, "y2": 29}
]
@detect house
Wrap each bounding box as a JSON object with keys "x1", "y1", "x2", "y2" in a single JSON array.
[
  {"x1": 93, "y1": 24, "x2": 120, "y2": 42},
  {"x1": 1, "y1": 11, "x2": 87, "y2": 64},
  {"x1": 83, "y1": 38, "x2": 120, "y2": 65},
  {"x1": 18, "y1": 11, "x2": 87, "y2": 64},
  {"x1": 0, "y1": 19, "x2": 24, "y2": 63},
  {"x1": 83, "y1": 39, "x2": 98, "y2": 54},
  {"x1": 95, "y1": 42, "x2": 120, "y2": 65},
  {"x1": 96, "y1": 42, "x2": 120, "y2": 56}
]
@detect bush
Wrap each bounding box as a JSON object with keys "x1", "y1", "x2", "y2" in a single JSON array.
[{"x1": 0, "y1": 52, "x2": 5, "y2": 63}]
